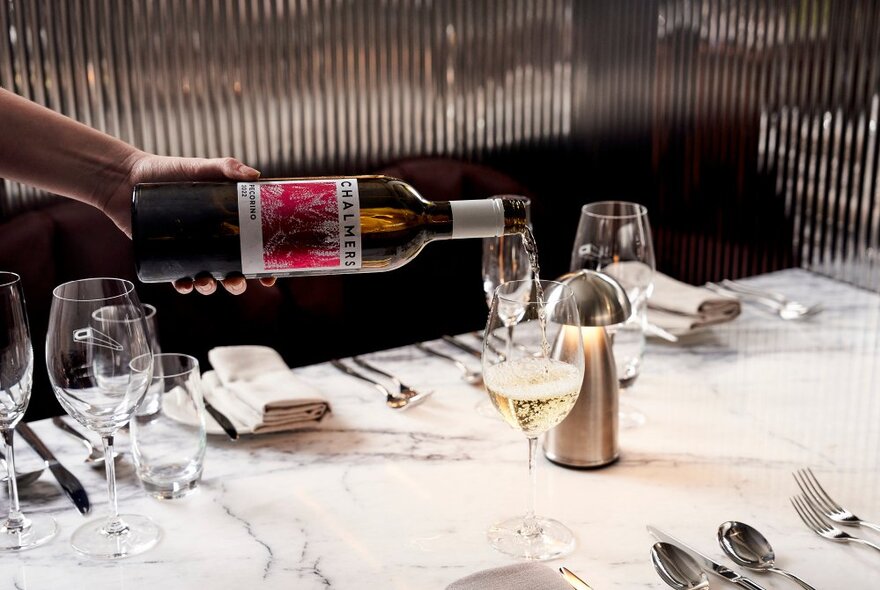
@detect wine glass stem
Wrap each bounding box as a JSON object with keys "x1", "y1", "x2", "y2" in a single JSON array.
[
  {"x1": 2, "y1": 428, "x2": 24, "y2": 529},
  {"x1": 523, "y1": 436, "x2": 539, "y2": 536},
  {"x1": 101, "y1": 435, "x2": 127, "y2": 535}
]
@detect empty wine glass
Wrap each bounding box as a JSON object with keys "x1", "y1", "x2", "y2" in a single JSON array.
[
  {"x1": 482, "y1": 196, "x2": 533, "y2": 307},
  {"x1": 482, "y1": 279, "x2": 584, "y2": 560},
  {"x1": 46, "y1": 278, "x2": 159, "y2": 559},
  {"x1": 0, "y1": 272, "x2": 57, "y2": 551},
  {"x1": 479, "y1": 196, "x2": 533, "y2": 415},
  {"x1": 570, "y1": 201, "x2": 655, "y2": 427}
]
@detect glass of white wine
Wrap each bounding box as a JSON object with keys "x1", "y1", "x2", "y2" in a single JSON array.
[{"x1": 482, "y1": 279, "x2": 584, "y2": 560}]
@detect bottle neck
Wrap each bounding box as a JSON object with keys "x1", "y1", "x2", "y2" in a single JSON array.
[{"x1": 445, "y1": 198, "x2": 528, "y2": 239}]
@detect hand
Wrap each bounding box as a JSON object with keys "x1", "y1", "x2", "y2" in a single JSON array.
[{"x1": 101, "y1": 152, "x2": 276, "y2": 295}]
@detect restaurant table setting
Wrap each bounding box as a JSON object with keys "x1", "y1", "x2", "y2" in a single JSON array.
[{"x1": 0, "y1": 266, "x2": 878, "y2": 588}]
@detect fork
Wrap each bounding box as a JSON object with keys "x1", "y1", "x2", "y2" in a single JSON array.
[
  {"x1": 793, "y1": 468, "x2": 880, "y2": 533},
  {"x1": 790, "y1": 495, "x2": 880, "y2": 553},
  {"x1": 352, "y1": 356, "x2": 422, "y2": 394},
  {"x1": 329, "y1": 359, "x2": 429, "y2": 410}
]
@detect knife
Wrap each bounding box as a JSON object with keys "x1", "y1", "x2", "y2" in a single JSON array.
[
  {"x1": 17, "y1": 422, "x2": 90, "y2": 515},
  {"x1": 647, "y1": 526, "x2": 766, "y2": 590},
  {"x1": 559, "y1": 566, "x2": 593, "y2": 590},
  {"x1": 441, "y1": 335, "x2": 483, "y2": 358},
  {"x1": 203, "y1": 399, "x2": 239, "y2": 441}
]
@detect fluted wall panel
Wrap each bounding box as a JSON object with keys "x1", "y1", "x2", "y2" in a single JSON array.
[{"x1": 2, "y1": 0, "x2": 880, "y2": 290}]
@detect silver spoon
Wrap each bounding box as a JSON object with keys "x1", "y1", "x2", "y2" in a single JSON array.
[
  {"x1": 414, "y1": 342, "x2": 483, "y2": 385},
  {"x1": 0, "y1": 449, "x2": 45, "y2": 488},
  {"x1": 718, "y1": 521, "x2": 816, "y2": 589},
  {"x1": 651, "y1": 542, "x2": 710, "y2": 589},
  {"x1": 51, "y1": 416, "x2": 120, "y2": 467}
]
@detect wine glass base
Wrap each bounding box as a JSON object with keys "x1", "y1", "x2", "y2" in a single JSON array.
[
  {"x1": 0, "y1": 514, "x2": 57, "y2": 551},
  {"x1": 71, "y1": 514, "x2": 161, "y2": 559},
  {"x1": 487, "y1": 515, "x2": 576, "y2": 561}
]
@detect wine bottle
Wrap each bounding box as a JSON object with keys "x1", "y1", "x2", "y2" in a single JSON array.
[{"x1": 132, "y1": 175, "x2": 528, "y2": 283}]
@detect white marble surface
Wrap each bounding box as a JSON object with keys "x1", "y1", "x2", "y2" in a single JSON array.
[{"x1": 3, "y1": 268, "x2": 880, "y2": 589}]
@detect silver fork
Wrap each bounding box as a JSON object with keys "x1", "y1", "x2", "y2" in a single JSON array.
[
  {"x1": 350, "y1": 357, "x2": 432, "y2": 404},
  {"x1": 791, "y1": 495, "x2": 880, "y2": 553},
  {"x1": 793, "y1": 468, "x2": 880, "y2": 533},
  {"x1": 329, "y1": 360, "x2": 430, "y2": 410}
]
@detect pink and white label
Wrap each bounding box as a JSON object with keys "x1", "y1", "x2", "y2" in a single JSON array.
[{"x1": 238, "y1": 179, "x2": 361, "y2": 277}]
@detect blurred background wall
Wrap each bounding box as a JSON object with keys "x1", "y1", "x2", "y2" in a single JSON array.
[{"x1": 3, "y1": 0, "x2": 879, "y2": 289}]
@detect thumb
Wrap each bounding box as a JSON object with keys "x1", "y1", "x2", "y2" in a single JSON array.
[{"x1": 176, "y1": 157, "x2": 260, "y2": 181}]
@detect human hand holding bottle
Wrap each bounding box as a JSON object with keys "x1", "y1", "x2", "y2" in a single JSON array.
[{"x1": 0, "y1": 88, "x2": 273, "y2": 295}]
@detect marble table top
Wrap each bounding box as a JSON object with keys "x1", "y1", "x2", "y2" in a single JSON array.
[{"x1": 3, "y1": 268, "x2": 880, "y2": 589}]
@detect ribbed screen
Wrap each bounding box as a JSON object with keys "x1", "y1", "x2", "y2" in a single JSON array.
[{"x1": 2, "y1": 0, "x2": 879, "y2": 290}]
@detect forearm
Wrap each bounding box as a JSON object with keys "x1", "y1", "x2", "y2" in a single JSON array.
[{"x1": 0, "y1": 88, "x2": 143, "y2": 211}]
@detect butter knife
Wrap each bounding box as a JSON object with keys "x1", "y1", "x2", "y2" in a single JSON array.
[
  {"x1": 17, "y1": 422, "x2": 90, "y2": 515},
  {"x1": 203, "y1": 399, "x2": 239, "y2": 441},
  {"x1": 647, "y1": 526, "x2": 766, "y2": 590}
]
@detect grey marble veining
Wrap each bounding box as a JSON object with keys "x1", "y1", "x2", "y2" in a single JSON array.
[{"x1": 1, "y1": 268, "x2": 879, "y2": 589}]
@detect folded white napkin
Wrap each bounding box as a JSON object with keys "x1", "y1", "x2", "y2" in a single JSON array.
[
  {"x1": 648, "y1": 271, "x2": 741, "y2": 335},
  {"x1": 446, "y1": 563, "x2": 571, "y2": 590},
  {"x1": 201, "y1": 345, "x2": 330, "y2": 435}
]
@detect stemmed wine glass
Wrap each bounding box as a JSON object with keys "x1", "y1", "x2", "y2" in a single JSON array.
[
  {"x1": 479, "y1": 196, "x2": 533, "y2": 415},
  {"x1": 45, "y1": 278, "x2": 159, "y2": 558},
  {"x1": 570, "y1": 201, "x2": 655, "y2": 427},
  {"x1": 482, "y1": 279, "x2": 584, "y2": 560},
  {"x1": 481, "y1": 196, "x2": 533, "y2": 308},
  {"x1": 0, "y1": 272, "x2": 57, "y2": 551}
]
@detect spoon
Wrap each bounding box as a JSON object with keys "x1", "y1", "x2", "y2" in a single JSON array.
[
  {"x1": 414, "y1": 342, "x2": 483, "y2": 385},
  {"x1": 651, "y1": 542, "x2": 710, "y2": 589},
  {"x1": 718, "y1": 521, "x2": 816, "y2": 589},
  {"x1": 705, "y1": 283, "x2": 822, "y2": 320},
  {"x1": 0, "y1": 449, "x2": 45, "y2": 488},
  {"x1": 51, "y1": 416, "x2": 120, "y2": 467}
]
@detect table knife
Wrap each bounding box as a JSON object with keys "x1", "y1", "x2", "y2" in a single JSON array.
[
  {"x1": 441, "y1": 335, "x2": 483, "y2": 358},
  {"x1": 647, "y1": 526, "x2": 766, "y2": 590},
  {"x1": 17, "y1": 422, "x2": 90, "y2": 515},
  {"x1": 203, "y1": 399, "x2": 239, "y2": 441}
]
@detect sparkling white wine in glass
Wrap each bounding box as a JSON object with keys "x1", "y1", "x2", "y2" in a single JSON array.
[
  {"x1": 482, "y1": 279, "x2": 584, "y2": 561},
  {"x1": 484, "y1": 357, "x2": 581, "y2": 437}
]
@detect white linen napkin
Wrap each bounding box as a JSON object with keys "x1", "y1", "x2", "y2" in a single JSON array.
[
  {"x1": 648, "y1": 271, "x2": 741, "y2": 335},
  {"x1": 202, "y1": 345, "x2": 330, "y2": 435},
  {"x1": 446, "y1": 563, "x2": 571, "y2": 590}
]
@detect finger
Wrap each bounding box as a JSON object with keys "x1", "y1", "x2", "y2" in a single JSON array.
[
  {"x1": 174, "y1": 278, "x2": 194, "y2": 294},
  {"x1": 194, "y1": 275, "x2": 217, "y2": 295},
  {"x1": 218, "y1": 157, "x2": 261, "y2": 181},
  {"x1": 259, "y1": 277, "x2": 277, "y2": 287},
  {"x1": 173, "y1": 156, "x2": 260, "y2": 182},
  {"x1": 221, "y1": 276, "x2": 247, "y2": 295}
]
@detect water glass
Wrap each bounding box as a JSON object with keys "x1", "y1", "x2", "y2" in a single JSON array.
[
  {"x1": 131, "y1": 354, "x2": 206, "y2": 499},
  {"x1": 137, "y1": 304, "x2": 162, "y2": 417}
]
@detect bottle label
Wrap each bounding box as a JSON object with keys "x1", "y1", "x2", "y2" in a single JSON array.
[{"x1": 238, "y1": 179, "x2": 361, "y2": 277}]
